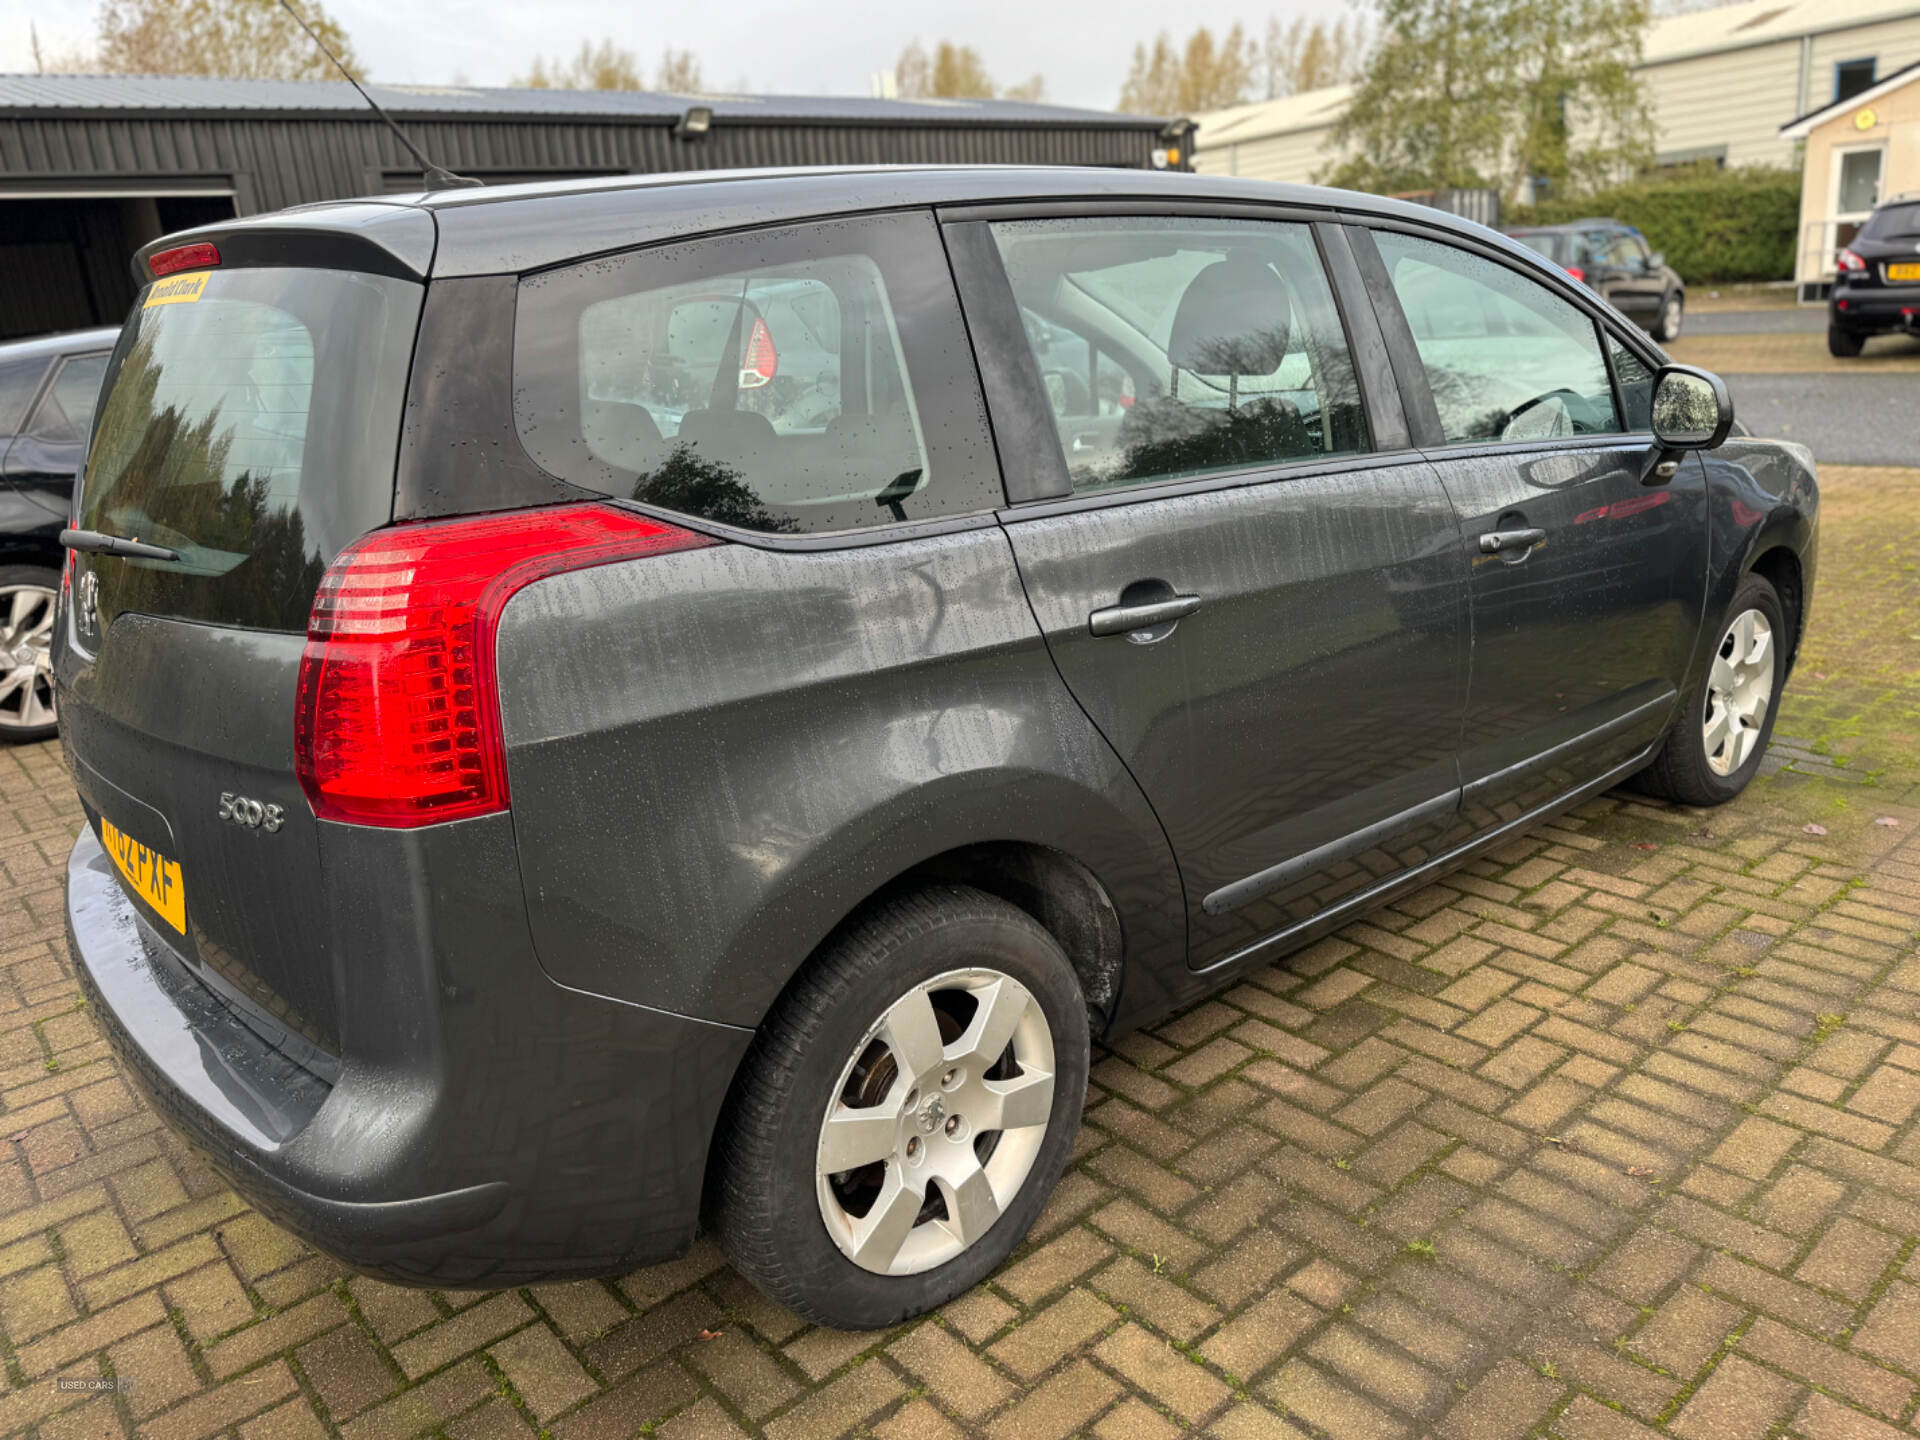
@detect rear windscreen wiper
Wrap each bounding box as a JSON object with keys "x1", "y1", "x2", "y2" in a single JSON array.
[{"x1": 59, "y1": 528, "x2": 181, "y2": 563}]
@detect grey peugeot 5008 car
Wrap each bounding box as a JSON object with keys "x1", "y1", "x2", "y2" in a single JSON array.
[{"x1": 55, "y1": 166, "x2": 1816, "y2": 1330}]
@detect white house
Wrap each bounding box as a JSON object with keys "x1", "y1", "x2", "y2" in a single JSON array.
[{"x1": 1194, "y1": 0, "x2": 1920, "y2": 184}]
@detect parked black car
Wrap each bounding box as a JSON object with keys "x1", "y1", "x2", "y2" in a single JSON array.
[
  {"x1": 57, "y1": 168, "x2": 1816, "y2": 1329},
  {"x1": 0, "y1": 326, "x2": 116, "y2": 740},
  {"x1": 1828, "y1": 193, "x2": 1920, "y2": 356},
  {"x1": 1506, "y1": 220, "x2": 1686, "y2": 342}
]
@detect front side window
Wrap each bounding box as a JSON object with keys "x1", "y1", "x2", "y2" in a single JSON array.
[
  {"x1": 989, "y1": 216, "x2": 1369, "y2": 494},
  {"x1": 1609, "y1": 337, "x2": 1654, "y2": 432},
  {"x1": 1373, "y1": 230, "x2": 1622, "y2": 445},
  {"x1": 513, "y1": 212, "x2": 999, "y2": 535}
]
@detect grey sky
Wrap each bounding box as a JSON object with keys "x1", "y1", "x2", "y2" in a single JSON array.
[{"x1": 5, "y1": 0, "x2": 1350, "y2": 112}]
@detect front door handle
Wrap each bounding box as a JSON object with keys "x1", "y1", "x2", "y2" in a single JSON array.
[
  {"x1": 1478, "y1": 527, "x2": 1546, "y2": 555},
  {"x1": 1089, "y1": 594, "x2": 1202, "y2": 637}
]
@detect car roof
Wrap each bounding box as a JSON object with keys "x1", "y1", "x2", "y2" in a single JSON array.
[
  {"x1": 1506, "y1": 219, "x2": 1624, "y2": 236},
  {"x1": 138, "y1": 164, "x2": 1553, "y2": 281},
  {"x1": 0, "y1": 326, "x2": 120, "y2": 364}
]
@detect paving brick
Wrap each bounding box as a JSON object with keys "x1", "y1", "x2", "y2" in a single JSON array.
[
  {"x1": 988, "y1": 1288, "x2": 1117, "y2": 1381},
  {"x1": 1095, "y1": 1322, "x2": 1230, "y2": 1421},
  {"x1": 891, "y1": 1320, "x2": 1013, "y2": 1422},
  {"x1": 1851, "y1": 1280, "x2": 1920, "y2": 1374},
  {"x1": 1628, "y1": 1286, "x2": 1743, "y2": 1376},
  {"x1": 985, "y1": 1359, "x2": 1121, "y2": 1440}
]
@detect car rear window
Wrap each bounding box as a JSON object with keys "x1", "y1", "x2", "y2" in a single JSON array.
[
  {"x1": 1862, "y1": 203, "x2": 1920, "y2": 240},
  {"x1": 78, "y1": 266, "x2": 420, "y2": 633},
  {"x1": 511, "y1": 211, "x2": 1003, "y2": 535},
  {"x1": 1510, "y1": 232, "x2": 1569, "y2": 265}
]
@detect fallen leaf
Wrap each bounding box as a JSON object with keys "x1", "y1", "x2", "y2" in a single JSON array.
[
  {"x1": 1803, "y1": 823, "x2": 1828, "y2": 836},
  {"x1": 1627, "y1": 1166, "x2": 1657, "y2": 1178},
  {"x1": 1875, "y1": 817, "x2": 1900, "y2": 827},
  {"x1": 1543, "y1": 1136, "x2": 1568, "y2": 1148},
  {"x1": 8, "y1": 1131, "x2": 25, "y2": 1143},
  {"x1": 1812, "y1": 672, "x2": 1828, "y2": 681},
  {"x1": 1631, "y1": 842, "x2": 1659, "y2": 851},
  {"x1": 697, "y1": 1329, "x2": 723, "y2": 1342}
]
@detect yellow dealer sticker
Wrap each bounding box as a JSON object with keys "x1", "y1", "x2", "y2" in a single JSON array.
[
  {"x1": 144, "y1": 271, "x2": 212, "y2": 308},
  {"x1": 99, "y1": 817, "x2": 186, "y2": 934}
]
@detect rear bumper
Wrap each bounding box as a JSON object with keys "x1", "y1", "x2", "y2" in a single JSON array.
[
  {"x1": 1831, "y1": 285, "x2": 1920, "y2": 331},
  {"x1": 67, "y1": 821, "x2": 755, "y2": 1287}
]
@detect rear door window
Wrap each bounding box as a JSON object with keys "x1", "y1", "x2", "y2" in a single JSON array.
[
  {"x1": 512, "y1": 211, "x2": 1001, "y2": 535},
  {"x1": 79, "y1": 266, "x2": 421, "y2": 632},
  {"x1": 1372, "y1": 231, "x2": 1622, "y2": 445},
  {"x1": 988, "y1": 215, "x2": 1369, "y2": 494}
]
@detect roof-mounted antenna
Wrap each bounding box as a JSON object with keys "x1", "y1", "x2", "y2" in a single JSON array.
[{"x1": 273, "y1": 0, "x2": 482, "y2": 190}]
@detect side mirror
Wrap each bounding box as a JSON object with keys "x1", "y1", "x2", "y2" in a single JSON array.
[
  {"x1": 1644, "y1": 364, "x2": 1733, "y2": 483},
  {"x1": 1647, "y1": 251, "x2": 1666, "y2": 270}
]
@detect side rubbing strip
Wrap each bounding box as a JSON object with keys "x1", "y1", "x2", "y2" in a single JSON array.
[{"x1": 1202, "y1": 790, "x2": 1460, "y2": 916}]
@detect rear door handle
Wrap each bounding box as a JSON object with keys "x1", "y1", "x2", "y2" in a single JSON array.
[
  {"x1": 1088, "y1": 594, "x2": 1202, "y2": 637},
  {"x1": 1478, "y1": 527, "x2": 1546, "y2": 555}
]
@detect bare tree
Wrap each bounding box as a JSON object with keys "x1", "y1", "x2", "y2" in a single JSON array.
[
  {"x1": 894, "y1": 40, "x2": 1044, "y2": 101},
  {"x1": 1118, "y1": 24, "x2": 1255, "y2": 115},
  {"x1": 96, "y1": 0, "x2": 362, "y2": 81},
  {"x1": 30, "y1": 22, "x2": 98, "y2": 73},
  {"x1": 1257, "y1": 15, "x2": 1372, "y2": 99},
  {"x1": 655, "y1": 47, "x2": 703, "y2": 93}
]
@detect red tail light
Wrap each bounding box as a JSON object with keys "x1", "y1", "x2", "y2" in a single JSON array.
[
  {"x1": 1565, "y1": 265, "x2": 1587, "y2": 284},
  {"x1": 739, "y1": 316, "x2": 779, "y2": 390},
  {"x1": 294, "y1": 504, "x2": 715, "y2": 827},
  {"x1": 148, "y1": 242, "x2": 221, "y2": 277},
  {"x1": 1837, "y1": 248, "x2": 1866, "y2": 273}
]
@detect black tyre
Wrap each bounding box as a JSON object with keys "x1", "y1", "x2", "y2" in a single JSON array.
[
  {"x1": 1654, "y1": 290, "x2": 1684, "y2": 343},
  {"x1": 1828, "y1": 325, "x2": 1866, "y2": 358},
  {"x1": 712, "y1": 884, "x2": 1090, "y2": 1329},
  {"x1": 1634, "y1": 573, "x2": 1788, "y2": 807},
  {"x1": 0, "y1": 563, "x2": 60, "y2": 743}
]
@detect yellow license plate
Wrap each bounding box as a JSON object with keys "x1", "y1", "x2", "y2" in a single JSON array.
[
  {"x1": 1888, "y1": 262, "x2": 1920, "y2": 282},
  {"x1": 99, "y1": 817, "x2": 186, "y2": 934}
]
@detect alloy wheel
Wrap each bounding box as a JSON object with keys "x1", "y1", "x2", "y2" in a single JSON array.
[
  {"x1": 0, "y1": 584, "x2": 57, "y2": 735},
  {"x1": 816, "y1": 967, "x2": 1055, "y2": 1276},
  {"x1": 1702, "y1": 607, "x2": 1773, "y2": 777}
]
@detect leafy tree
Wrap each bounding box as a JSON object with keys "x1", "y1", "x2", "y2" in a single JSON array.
[
  {"x1": 96, "y1": 0, "x2": 361, "y2": 81},
  {"x1": 1257, "y1": 15, "x2": 1371, "y2": 99},
  {"x1": 516, "y1": 41, "x2": 705, "y2": 92},
  {"x1": 894, "y1": 40, "x2": 1044, "y2": 101},
  {"x1": 1118, "y1": 24, "x2": 1255, "y2": 114},
  {"x1": 1324, "y1": 0, "x2": 1651, "y2": 197}
]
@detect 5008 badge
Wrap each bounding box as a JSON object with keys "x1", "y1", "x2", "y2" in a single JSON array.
[{"x1": 218, "y1": 792, "x2": 285, "y2": 832}]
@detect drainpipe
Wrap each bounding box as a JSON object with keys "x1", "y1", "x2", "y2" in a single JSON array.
[{"x1": 1796, "y1": 35, "x2": 1813, "y2": 116}]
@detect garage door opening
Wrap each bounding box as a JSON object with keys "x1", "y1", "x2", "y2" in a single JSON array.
[{"x1": 0, "y1": 192, "x2": 237, "y2": 343}]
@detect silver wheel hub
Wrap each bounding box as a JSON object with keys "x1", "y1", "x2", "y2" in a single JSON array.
[
  {"x1": 816, "y1": 967, "x2": 1055, "y2": 1276},
  {"x1": 1702, "y1": 607, "x2": 1773, "y2": 777},
  {"x1": 0, "y1": 585, "x2": 57, "y2": 734}
]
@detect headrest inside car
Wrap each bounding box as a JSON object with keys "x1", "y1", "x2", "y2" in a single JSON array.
[{"x1": 1167, "y1": 259, "x2": 1294, "y2": 376}]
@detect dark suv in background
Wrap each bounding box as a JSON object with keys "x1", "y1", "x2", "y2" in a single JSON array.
[
  {"x1": 56, "y1": 168, "x2": 1816, "y2": 1330},
  {"x1": 1506, "y1": 220, "x2": 1686, "y2": 342},
  {"x1": 1829, "y1": 193, "x2": 1920, "y2": 356},
  {"x1": 0, "y1": 327, "x2": 115, "y2": 740}
]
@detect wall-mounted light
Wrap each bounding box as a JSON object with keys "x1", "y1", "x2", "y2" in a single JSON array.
[{"x1": 675, "y1": 105, "x2": 713, "y2": 140}]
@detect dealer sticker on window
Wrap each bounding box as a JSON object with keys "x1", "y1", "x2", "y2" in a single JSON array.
[
  {"x1": 144, "y1": 272, "x2": 212, "y2": 308},
  {"x1": 99, "y1": 817, "x2": 186, "y2": 934}
]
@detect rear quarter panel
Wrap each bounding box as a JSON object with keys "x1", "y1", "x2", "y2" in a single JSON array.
[
  {"x1": 1696, "y1": 437, "x2": 1820, "y2": 668},
  {"x1": 494, "y1": 524, "x2": 1185, "y2": 1030}
]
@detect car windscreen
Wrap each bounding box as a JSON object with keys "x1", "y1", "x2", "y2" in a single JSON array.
[
  {"x1": 1509, "y1": 232, "x2": 1569, "y2": 265},
  {"x1": 78, "y1": 266, "x2": 421, "y2": 633},
  {"x1": 1861, "y1": 203, "x2": 1920, "y2": 240}
]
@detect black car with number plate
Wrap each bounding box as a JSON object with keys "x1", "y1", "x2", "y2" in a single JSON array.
[
  {"x1": 55, "y1": 167, "x2": 1817, "y2": 1329},
  {"x1": 1828, "y1": 194, "x2": 1920, "y2": 355}
]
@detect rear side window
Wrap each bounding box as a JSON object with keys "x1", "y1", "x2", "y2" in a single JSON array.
[
  {"x1": 989, "y1": 215, "x2": 1369, "y2": 494},
  {"x1": 1373, "y1": 231, "x2": 1622, "y2": 445},
  {"x1": 24, "y1": 353, "x2": 110, "y2": 444},
  {"x1": 80, "y1": 266, "x2": 421, "y2": 633},
  {"x1": 513, "y1": 211, "x2": 1002, "y2": 535}
]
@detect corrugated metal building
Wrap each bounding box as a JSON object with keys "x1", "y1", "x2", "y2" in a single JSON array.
[{"x1": 0, "y1": 74, "x2": 1187, "y2": 339}]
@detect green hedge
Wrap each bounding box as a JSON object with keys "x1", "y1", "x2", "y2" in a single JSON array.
[{"x1": 1507, "y1": 166, "x2": 1801, "y2": 284}]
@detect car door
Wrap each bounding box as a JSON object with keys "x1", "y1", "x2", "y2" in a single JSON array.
[
  {"x1": 1605, "y1": 232, "x2": 1664, "y2": 327},
  {"x1": 1353, "y1": 224, "x2": 1708, "y2": 828},
  {"x1": 2, "y1": 350, "x2": 111, "y2": 518},
  {"x1": 948, "y1": 211, "x2": 1472, "y2": 975}
]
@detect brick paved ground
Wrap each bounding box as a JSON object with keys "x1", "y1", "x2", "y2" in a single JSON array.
[{"x1": 2, "y1": 465, "x2": 1918, "y2": 1440}]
